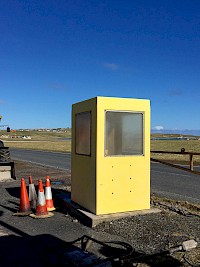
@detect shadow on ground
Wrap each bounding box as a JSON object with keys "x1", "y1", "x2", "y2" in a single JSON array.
[
  {"x1": 6, "y1": 186, "x2": 21, "y2": 198},
  {"x1": 0, "y1": 220, "x2": 66, "y2": 267},
  {"x1": 0, "y1": 206, "x2": 183, "y2": 267},
  {"x1": 0, "y1": 219, "x2": 183, "y2": 267}
]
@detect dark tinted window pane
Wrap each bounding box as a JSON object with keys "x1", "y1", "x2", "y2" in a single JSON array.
[{"x1": 75, "y1": 112, "x2": 91, "y2": 155}]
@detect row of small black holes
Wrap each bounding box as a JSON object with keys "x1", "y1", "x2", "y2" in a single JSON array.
[
  {"x1": 112, "y1": 178, "x2": 132, "y2": 181},
  {"x1": 112, "y1": 165, "x2": 132, "y2": 168},
  {"x1": 112, "y1": 191, "x2": 132, "y2": 195}
]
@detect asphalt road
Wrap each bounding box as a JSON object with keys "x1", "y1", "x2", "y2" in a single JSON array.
[
  {"x1": 10, "y1": 148, "x2": 71, "y2": 170},
  {"x1": 151, "y1": 162, "x2": 200, "y2": 204},
  {"x1": 10, "y1": 148, "x2": 200, "y2": 204}
]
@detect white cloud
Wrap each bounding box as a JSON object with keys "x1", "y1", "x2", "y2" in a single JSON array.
[
  {"x1": 153, "y1": 125, "x2": 164, "y2": 131},
  {"x1": 103, "y1": 63, "x2": 119, "y2": 71}
]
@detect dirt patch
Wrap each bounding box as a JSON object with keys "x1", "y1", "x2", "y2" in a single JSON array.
[{"x1": 14, "y1": 160, "x2": 71, "y2": 186}]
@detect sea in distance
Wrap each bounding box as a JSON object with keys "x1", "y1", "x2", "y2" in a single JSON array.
[{"x1": 151, "y1": 137, "x2": 189, "y2": 141}]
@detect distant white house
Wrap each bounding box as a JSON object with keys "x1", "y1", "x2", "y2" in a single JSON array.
[{"x1": 22, "y1": 136, "x2": 31, "y2": 139}]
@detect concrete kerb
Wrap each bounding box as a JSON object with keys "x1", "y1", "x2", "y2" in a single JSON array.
[{"x1": 56, "y1": 193, "x2": 161, "y2": 228}]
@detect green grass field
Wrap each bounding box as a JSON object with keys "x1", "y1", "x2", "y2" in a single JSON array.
[
  {"x1": 1, "y1": 129, "x2": 71, "y2": 140},
  {"x1": 3, "y1": 140, "x2": 71, "y2": 152},
  {"x1": 1, "y1": 130, "x2": 200, "y2": 164},
  {"x1": 151, "y1": 139, "x2": 200, "y2": 164},
  {"x1": 1, "y1": 129, "x2": 71, "y2": 152}
]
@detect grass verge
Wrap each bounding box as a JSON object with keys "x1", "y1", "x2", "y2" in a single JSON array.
[{"x1": 4, "y1": 140, "x2": 71, "y2": 152}]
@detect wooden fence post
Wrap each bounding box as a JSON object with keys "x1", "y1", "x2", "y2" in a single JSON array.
[{"x1": 190, "y1": 154, "x2": 194, "y2": 171}]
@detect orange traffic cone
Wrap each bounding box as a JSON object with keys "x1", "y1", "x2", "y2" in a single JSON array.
[
  {"x1": 13, "y1": 178, "x2": 32, "y2": 216},
  {"x1": 30, "y1": 179, "x2": 54, "y2": 219},
  {"x1": 29, "y1": 176, "x2": 37, "y2": 210},
  {"x1": 45, "y1": 176, "x2": 55, "y2": 211}
]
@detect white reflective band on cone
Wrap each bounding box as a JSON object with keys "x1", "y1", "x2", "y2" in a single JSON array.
[
  {"x1": 37, "y1": 191, "x2": 46, "y2": 206},
  {"x1": 29, "y1": 184, "x2": 37, "y2": 201},
  {"x1": 45, "y1": 187, "x2": 52, "y2": 200}
]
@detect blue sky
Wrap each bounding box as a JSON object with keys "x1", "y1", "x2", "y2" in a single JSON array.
[{"x1": 0, "y1": 0, "x2": 200, "y2": 130}]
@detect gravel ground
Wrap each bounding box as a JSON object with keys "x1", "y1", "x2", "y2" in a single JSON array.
[{"x1": 0, "y1": 160, "x2": 200, "y2": 267}]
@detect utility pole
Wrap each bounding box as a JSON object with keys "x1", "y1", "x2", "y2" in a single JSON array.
[
  {"x1": 0, "y1": 115, "x2": 15, "y2": 179},
  {"x1": 0, "y1": 115, "x2": 10, "y2": 132}
]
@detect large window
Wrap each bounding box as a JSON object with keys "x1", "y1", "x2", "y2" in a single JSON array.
[
  {"x1": 75, "y1": 112, "x2": 91, "y2": 155},
  {"x1": 105, "y1": 111, "x2": 144, "y2": 156}
]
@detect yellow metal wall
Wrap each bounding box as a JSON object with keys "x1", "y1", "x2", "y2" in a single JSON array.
[
  {"x1": 96, "y1": 97, "x2": 150, "y2": 214},
  {"x1": 71, "y1": 97, "x2": 97, "y2": 213},
  {"x1": 71, "y1": 96, "x2": 150, "y2": 215}
]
